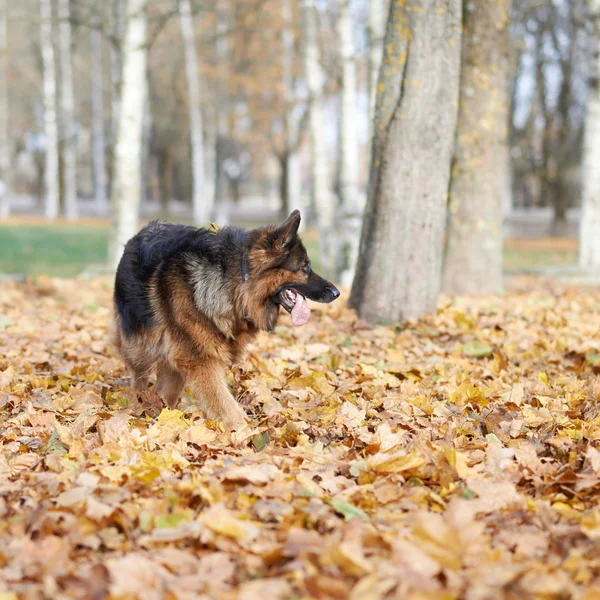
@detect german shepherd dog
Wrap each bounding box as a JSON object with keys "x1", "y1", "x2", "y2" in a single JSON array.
[{"x1": 111, "y1": 210, "x2": 340, "y2": 430}]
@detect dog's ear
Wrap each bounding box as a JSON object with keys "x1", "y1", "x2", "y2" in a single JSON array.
[{"x1": 274, "y1": 210, "x2": 301, "y2": 248}]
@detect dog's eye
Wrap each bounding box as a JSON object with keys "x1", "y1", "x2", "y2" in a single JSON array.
[{"x1": 302, "y1": 262, "x2": 311, "y2": 275}]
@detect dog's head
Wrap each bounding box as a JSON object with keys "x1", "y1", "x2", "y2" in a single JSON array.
[{"x1": 242, "y1": 210, "x2": 340, "y2": 331}]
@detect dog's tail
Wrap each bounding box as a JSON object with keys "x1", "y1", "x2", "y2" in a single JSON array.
[{"x1": 108, "y1": 316, "x2": 122, "y2": 351}]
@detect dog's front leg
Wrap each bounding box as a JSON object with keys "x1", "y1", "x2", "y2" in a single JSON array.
[{"x1": 186, "y1": 361, "x2": 248, "y2": 430}]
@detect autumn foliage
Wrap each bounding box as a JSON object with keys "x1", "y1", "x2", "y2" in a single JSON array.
[{"x1": 2, "y1": 276, "x2": 600, "y2": 598}]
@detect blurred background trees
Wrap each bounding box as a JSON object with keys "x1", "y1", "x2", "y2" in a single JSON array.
[{"x1": 0, "y1": 0, "x2": 600, "y2": 320}]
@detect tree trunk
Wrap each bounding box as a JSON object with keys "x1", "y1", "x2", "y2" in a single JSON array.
[
  {"x1": 367, "y1": 0, "x2": 386, "y2": 129},
  {"x1": 108, "y1": 0, "x2": 125, "y2": 198},
  {"x1": 302, "y1": 0, "x2": 335, "y2": 277},
  {"x1": 580, "y1": 0, "x2": 600, "y2": 268},
  {"x1": 58, "y1": 0, "x2": 78, "y2": 220},
  {"x1": 349, "y1": 0, "x2": 461, "y2": 324},
  {"x1": 213, "y1": 4, "x2": 229, "y2": 225},
  {"x1": 0, "y1": 0, "x2": 9, "y2": 219},
  {"x1": 158, "y1": 145, "x2": 172, "y2": 217},
  {"x1": 281, "y1": 0, "x2": 303, "y2": 224},
  {"x1": 91, "y1": 22, "x2": 107, "y2": 214},
  {"x1": 108, "y1": 0, "x2": 147, "y2": 270},
  {"x1": 441, "y1": 1, "x2": 511, "y2": 295},
  {"x1": 337, "y1": 0, "x2": 361, "y2": 287},
  {"x1": 40, "y1": 0, "x2": 60, "y2": 222},
  {"x1": 179, "y1": 0, "x2": 209, "y2": 226}
]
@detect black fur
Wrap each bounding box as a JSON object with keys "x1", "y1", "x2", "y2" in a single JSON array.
[{"x1": 115, "y1": 221, "x2": 249, "y2": 337}]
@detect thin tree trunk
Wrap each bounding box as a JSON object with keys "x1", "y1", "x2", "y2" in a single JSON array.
[
  {"x1": 179, "y1": 0, "x2": 209, "y2": 225},
  {"x1": 213, "y1": 3, "x2": 230, "y2": 225},
  {"x1": 349, "y1": 0, "x2": 462, "y2": 324},
  {"x1": 0, "y1": 0, "x2": 9, "y2": 219},
  {"x1": 108, "y1": 0, "x2": 147, "y2": 270},
  {"x1": 140, "y1": 74, "x2": 152, "y2": 206},
  {"x1": 302, "y1": 0, "x2": 335, "y2": 277},
  {"x1": 338, "y1": 0, "x2": 361, "y2": 287},
  {"x1": 367, "y1": 0, "x2": 386, "y2": 129},
  {"x1": 58, "y1": 0, "x2": 77, "y2": 220},
  {"x1": 580, "y1": 0, "x2": 600, "y2": 267},
  {"x1": 108, "y1": 0, "x2": 124, "y2": 198},
  {"x1": 281, "y1": 0, "x2": 303, "y2": 224},
  {"x1": 441, "y1": 1, "x2": 511, "y2": 295},
  {"x1": 91, "y1": 22, "x2": 107, "y2": 213},
  {"x1": 158, "y1": 145, "x2": 172, "y2": 217},
  {"x1": 40, "y1": 0, "x2": 59, "y2": 221}
]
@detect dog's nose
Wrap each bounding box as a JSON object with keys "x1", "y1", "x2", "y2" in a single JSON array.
[{"x1": 329, "y1": 286, "x2": 340, "y2": 300}]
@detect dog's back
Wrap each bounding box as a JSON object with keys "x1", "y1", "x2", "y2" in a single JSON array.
[{"x1": 114, "y1": 221, "x2": 198, "y2": 338}]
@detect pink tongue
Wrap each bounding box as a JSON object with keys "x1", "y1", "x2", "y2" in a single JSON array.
[{"x1": 291, "y1": 293, "x2": 310, "y2": 326}]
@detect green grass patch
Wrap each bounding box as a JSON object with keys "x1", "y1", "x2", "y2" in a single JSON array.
[
  {"x1": 0, "y1": 224, "x2": 109, "y2": 277},
  {"x1": 0, "y1": 224, "x2": 578, "y2": 278}
]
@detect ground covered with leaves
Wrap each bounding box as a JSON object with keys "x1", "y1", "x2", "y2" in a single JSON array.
[{"x1": 3, "y1": 276, "x2": 600, "y2": 599}]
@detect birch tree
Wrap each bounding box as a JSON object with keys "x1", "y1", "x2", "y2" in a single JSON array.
[
  {"x1": 108, "y1": 0, "x2": 148, "y2": 270},
  {"x1": 280, "y1": 0, "x2": 303, "y2": 224},
  {"x1": 580, "y1": 0, "x2": 600, "y2": 268},
  {"x1": 349, "y1": 0, "x2": 462, "y2": 324},
  {"x1": 58, "y1": 0, "x2": 78, "y2": 220},
  {"x1": 337, "y1": 0, "x2": 361, "y2": 286},
  {"x1": 90, "y1": 20, "x2": 107, "y2": 212},
  {"x1": 40, "y1": 0, "x2": 59, "y2": 221},
  {"x1": 441, "y1": 1, "x2": 511, "y2": 295},
  {"x1": 108, "y1": 0, "x2": 125, "y2": 196},
  {"x1": 302, "y1": 0, "x2": 335, "y2": 277},
  {"x1": 368, "y1": 0, "x2": 387, "y2": 128},
  {"x1": 179, "y1": 0, "x2": 209, "y2": 225},
  {"x1": 0, "y1": 0, "x2": 9, "y2": 219}
]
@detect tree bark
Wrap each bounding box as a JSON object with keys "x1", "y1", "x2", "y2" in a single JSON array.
[
  {"x1": 58, "y1": 0, "x2": 78, "y2": 220},
  {"x1": 281, "y1": 0, "x2": 303, "y2": 224},
  {"x1": 367, "y1": 0, "x2": 386, "y2": 129},
  {"x1": 581, "y1": 0, "x2": 600, "y2": 267},
  {"x1": 108, "y1": 0, "x2": 147, "y2": 270},
  {"x1": 349, "y1": 0, "x2": 461, "y2": 324},
  {"x1": 90, "y1": 21, "x2": 107, "y2": 213},
  {"x1": 441, "y1": 1, "x2": 511, "y2": 295},
  {"x1": 179, "y1": 0, "x2": 210, "y2": 225},
  {"x1": 337, "y1": 0, "x2": 361, "y2": 287},
  {"x1": 302, "y1": 0, "x2": 335, "y2": 277},
  {"x1": 213, "y1": 3, "x2": 230, "y2": 225},
  {"x1": 108, "y1": 0, "x2": 125, "y2": 198},
  {"x1": 0, "y1": 0, "x2": 9, "y2": 219},
  {"x1": 40, "y1": 0, "x2": 60, "y2": 221}
]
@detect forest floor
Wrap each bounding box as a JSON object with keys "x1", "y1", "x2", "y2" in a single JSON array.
[{"x1": 2, "y1": 275, "x2": 600, "y2": 598}]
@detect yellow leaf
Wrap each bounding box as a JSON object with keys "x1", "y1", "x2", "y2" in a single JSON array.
[
  {"x1": 367, "y1": 451, "x2": 424, "y2": 474},
  {"x1": 157, "y1": 408, "x2": 187, "y2": 424},
  {"x1": 581, "y1": 509, "x2": 600, "y2": 540},
  {"x1": 200, "y1": 505, "x2": 259, "y2": 541}
]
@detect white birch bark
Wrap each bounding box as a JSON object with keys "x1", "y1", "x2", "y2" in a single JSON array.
[
  {"x1": 40, "y1": 0, "x2": 59, "y2": 221},
  {"x1": 213, "y1": 3, "x2": 229, "y2": 224},
  {"x1": 368, "y1": 0, "x2": 387, "y2": 128},
  {"x1": 179, "y1": 0, "x2": 209, "y2": 225},
  {"x1": 281, "y1": 0, "x2": 303, "y2": 225},
  {"x1": 580, "y1": 0, "x2": 600, "y2": 268},
  {"x1": 302, "y1": 0, "x2": 335, "y2": 277},
  {"x1": 349, "y1": 0, "x2": 462, "y2": 324},
  {"x1": 58, "y1": 0, "x2": 77, "y2": 220},
  {"x1": 338, "y1": 0, "x2": 361, "y2": 286},
  {"x1": 108, "y1": 0, "x2": 147, "y2": 270},
  {"x1": 109, "y1": 0, "x2": 124, "y2": 196},
  {"x1": 90, "y1": 22, "x2": 107, "y2": 212},
  {"x1": 0, "y1": 0, "x2": 9, "y2": 219}
]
